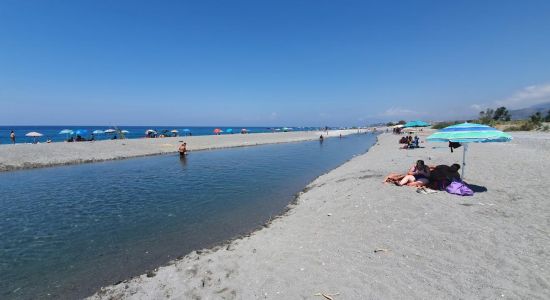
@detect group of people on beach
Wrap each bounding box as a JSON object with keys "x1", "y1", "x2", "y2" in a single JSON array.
[
  {"x1": 399, "y1": 134, "x2": 420, "y2": 149},
  {"x1": 385, "y1": 159, "x2": 461, "y2": 190}
]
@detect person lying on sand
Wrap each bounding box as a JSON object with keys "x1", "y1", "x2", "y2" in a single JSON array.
[
  {"x1": 397, "y1": 160, "x2": 430, "y2": 187},
  {"x1": 383, "y1": 173, "x2": 405, "y2": 184},
  {"x1": 428, "y1": 164, "x2": 461, "y2": 189}
]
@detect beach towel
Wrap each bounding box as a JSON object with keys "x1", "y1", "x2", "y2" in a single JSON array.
[
  {"x1": 446, "y1": 181, "x2": 474, "y2": 196},
  {"x1": 383, "y1": 173, "x2": 405, "y2": 184}
]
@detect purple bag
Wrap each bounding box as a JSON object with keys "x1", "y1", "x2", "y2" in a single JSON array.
[{"x1": 446, "y1": 181, "x2": 474, "y2": 196}]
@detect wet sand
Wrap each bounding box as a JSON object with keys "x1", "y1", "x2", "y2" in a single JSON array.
[
  {"x1": 0, "y1": 129, "x2": 360, "y2": 172},
  {"x1": 89, "y1": 131, "x2": 550, "y2": 299}
]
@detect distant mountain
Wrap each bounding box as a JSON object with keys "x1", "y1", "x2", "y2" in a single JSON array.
[{"x1": 509, "y1": 102, "x2": 550, "y2": 120}]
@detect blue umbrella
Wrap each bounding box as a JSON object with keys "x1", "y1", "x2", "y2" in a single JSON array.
[
  {"x1": 226, "y1": 128, "x2": 233, "y2": 133},
  {"x1": 404, "y1": 120, "x2": 430, "y2": 128},
  {"x1": 74, "y1": 129, "x2": 88, "y2": 136},
  {"x1": 427, "y1": 122, "x2": 512, "y2": 178}
]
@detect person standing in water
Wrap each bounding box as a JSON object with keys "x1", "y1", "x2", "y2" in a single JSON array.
[
  {"x1": 10, "y1": 130, "x2": 16, "y2": 144},
  {"x1": 178, "y1": 142, "x2": 187, "y2": 157}
]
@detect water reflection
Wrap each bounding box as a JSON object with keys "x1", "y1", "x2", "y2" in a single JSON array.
[{"x1": 179, "y1": 154, "x2": 188, "y2": 168}]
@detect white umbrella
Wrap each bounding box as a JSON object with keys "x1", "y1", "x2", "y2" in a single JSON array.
[
  {"x1": 104, "y1": 129, "x2": 116, "y2": 133},
  {"x1": 25, "y1": 132, "x2": 43, "y2": 137},
  {"x1": 25, "y1": 132, "x2": 43, "y2": 143},
  {"x1": 92, "y1": 130, "x2": 104, "y2": 134},
  {"x1": 171, "y1": 129, "x2": 179, "y2": 133},
  {"x1": 145, "y1": 129, "x2": 157, "y2": 134},
  {"x1": 121, "y1": 130, "x2": 129, "y2": 134}
]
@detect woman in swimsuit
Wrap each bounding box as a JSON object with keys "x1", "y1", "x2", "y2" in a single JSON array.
[{"x1": 398, "y1": 159, "x2": 430, "y2": 187}]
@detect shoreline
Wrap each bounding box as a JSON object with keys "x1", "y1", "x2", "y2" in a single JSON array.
[
  {"x1": 86, "y1": 133, "x2": 380, "y2": 299},
  {"x1": 90, "y1": 131, "x2": 550, "y2": 299},
  {"x1": 0, "y1": 129, "x2": 363, "y2": 172}
]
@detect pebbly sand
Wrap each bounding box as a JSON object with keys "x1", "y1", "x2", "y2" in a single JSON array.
[
  {"x1": 0, "y1": 129, "x2": 359, "y2": 172},
  {"x1": 86, "y1": 131, "x2": 549, "y2": 299}
]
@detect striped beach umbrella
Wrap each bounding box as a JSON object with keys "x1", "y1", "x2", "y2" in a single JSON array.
[{"x1": 427, "y1": 122, "x2": 512, "y2": 178}]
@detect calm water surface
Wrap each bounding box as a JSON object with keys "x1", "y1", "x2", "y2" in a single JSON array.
[{"x1": 0, "y1": 134, "x2": 376, "y2": 299}]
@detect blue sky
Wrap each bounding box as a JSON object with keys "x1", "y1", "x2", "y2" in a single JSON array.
[{"x1": 1, "y1": 0, "x2": 550, "y2": 126}]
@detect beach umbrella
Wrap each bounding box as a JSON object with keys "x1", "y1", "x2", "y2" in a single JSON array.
[
  {"x1": 121, "y1": 130, "x2": 129, "y2": 134},
  {"x1": 226, "y1": 128, "x2": 233, "y2": 133},
  {"x1": 404, "y1": 120, "x2": 430, "y2": 128},
  {"x1": 25, "y1": 131, "x2": 43, "y2": 137},
  {"x1": 74, "y1": 129, "x2": 88, "y2": 136},
  {"x1": 25, "y1": 131, "x2": 43, "y2": 143},
  {"x1": 59, "y1": 129, "x2": 73, "y2": 134},
  {"x1": 426, "y1": 122, "x2": 512, "y2": 178},
  {"x1": 213, "y1": 128, "x2": 221, "y2": 134},
  {"x1": 92, "y1": 130, "x2": 104, "y2": 134},
  {"x1": 145, "y1": 129, "x2": 157, "y2": 134},
  {"x1": 171, "y1": 129, "x2": 179, "y2": 133},
  {"x1": 59, "y1": 129, "x2": 73, "y2": 140},
  {"x1": 104, "y1": 129, "x2": 116, "y2": 134}
]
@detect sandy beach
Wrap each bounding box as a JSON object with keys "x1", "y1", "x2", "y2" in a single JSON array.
[
  {"x1": 89, "y1": 131, "x2": 550, "y2": 299},
  {"x1": 0, "y1": 129, "x2": 359, "y2": 172}
]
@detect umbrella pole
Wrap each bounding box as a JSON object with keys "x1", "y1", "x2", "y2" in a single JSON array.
[{"x1": 462, "y1": 144, "x2": 468, "y2": 179}]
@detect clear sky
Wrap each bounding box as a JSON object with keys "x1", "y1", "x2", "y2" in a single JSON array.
[{"x1": 1, "y1": 0, "x2": 550, "y2": 126}]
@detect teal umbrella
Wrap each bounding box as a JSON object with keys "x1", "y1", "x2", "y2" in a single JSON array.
[
  {"x1": 427, "y1": 122, "x2": 512, "y2": 178},
  {"x1": 59, "y1": 129, "x2": 73, "y2": 134},
  {"x1": 404, "y1": 120, "x2": 430, "y2": 128},
  {"x1": 59, "y1": 129, "x2": 73, "y2": 140}
]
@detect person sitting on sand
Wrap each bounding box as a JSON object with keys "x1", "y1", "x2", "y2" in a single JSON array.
[
  {"x1": 397, "y1": 160, "x2": 430, "y2": 187},
  {"x1": 431, "y1": 164, "x2": 461, "y2": 182},
  {"x1": 413, "y1": 135, "x2": 420, "y2": 148},
  {"x1": 178, "y1": 142, "x2": 187, "y2": 157}
]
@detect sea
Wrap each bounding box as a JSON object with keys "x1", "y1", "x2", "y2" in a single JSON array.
[
  {"x1": 0, "y1": 126, "x2": 322, "y2": 144},
  {"x1": 0, "y1": 132, "x2": 376, "y2": 299}
]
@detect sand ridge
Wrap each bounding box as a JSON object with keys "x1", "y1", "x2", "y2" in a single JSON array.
[
  {"x1": 0, "y1": 129, "x2": 359, "y2": 172},
  {"x1": 89, "y1": 131, "x2": 550, "y2": 299}
]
